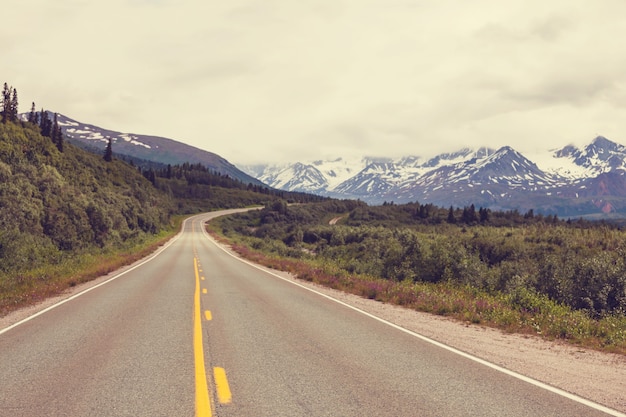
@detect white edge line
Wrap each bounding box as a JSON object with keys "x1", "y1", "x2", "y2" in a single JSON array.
[
  {"x1": 200, "y1": 218, "x2": 626, "y2": 417},
  {"x1": 0, "y1": 217, "x2": 191, "y2": 337}
]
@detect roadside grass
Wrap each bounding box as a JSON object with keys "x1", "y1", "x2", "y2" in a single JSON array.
[
  {"x1": 209, "y1": 228, "x2": 626, "y2": 355},
  {"x1": 0, "y1": 216, "x2": 185, "y2": 318}
]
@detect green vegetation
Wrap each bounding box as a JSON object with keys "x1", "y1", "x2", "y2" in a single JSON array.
[
  {"x1": 1, "y1": 83, "x2": 19, "y2": 124},
  {"x1": 209, "y1": 201, "x2": 626, "y2": 354},
  {"x1": 0, "y1": 118, "x2": 174, "y2": 314},
  {"x1": 0, "y1": 84, "x2": 322, "y2": 314},
  {"x1": 2, "y1": 82, "x2": 625, "y2": 355},
  {"x1": 141, "y1": 161, "x2": 323, "y2": 213}
]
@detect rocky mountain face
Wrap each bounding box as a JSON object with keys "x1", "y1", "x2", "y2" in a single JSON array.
[
  {"x1": 34, "y1": 113, "x2": 263, "y2": 185},
  {"x1": 243, "y1": 137, "x2": 626, "y2": 217}
]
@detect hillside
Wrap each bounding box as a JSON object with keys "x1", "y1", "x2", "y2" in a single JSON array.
[
  {"x1": 0, "y1": 120, "x2": 172, "y2": 271},
  {"x1": 0, "y1": 116, "x2": 326, "y2": 315},
  {"x1": 37, "y1": 113, "x2": 264, "y2": 186},
  {"x1": 0, "y1": 117, "x2": 324, "y2": 268}
]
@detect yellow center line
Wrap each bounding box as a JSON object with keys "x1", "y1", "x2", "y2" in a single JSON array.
[
  {"x1": 202, "y1": 288, "x2": 207, "y2": 294},
  {"x1": 204, "y1": 310, "x2": 212, "y2": 321},
  {"x1": 194, "y1": 257, "x2": 213, "y2": 417},
  {"x1": 214, "y1": 367, "x2": 232, "y2": 404}
]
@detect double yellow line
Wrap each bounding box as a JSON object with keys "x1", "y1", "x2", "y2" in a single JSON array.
[{"x1": 194, "y1": 257, "x2": 232, "y2": 417}]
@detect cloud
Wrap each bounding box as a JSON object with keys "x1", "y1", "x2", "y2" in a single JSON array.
[{"x1": 5, "y1": 0, "x2": 626, "y2": 165}]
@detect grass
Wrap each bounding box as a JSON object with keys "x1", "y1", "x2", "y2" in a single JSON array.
[
  {"x1": 209, "y1": 226, "x2": 626, "y2": 356},
  {"x1": 0, "y1": 216, "x2": 185, "y2": 317}
]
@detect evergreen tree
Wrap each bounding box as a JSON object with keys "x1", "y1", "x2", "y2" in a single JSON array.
[
  {"x1": 104, "y1": 138, "x2": 113, "y2": 162},
  {"x1": 52, "y1": 113, "x2": 64, "y2": 152},
  {"x1": 143, "y1": 168, "x2": 156, "y2": 185},
  {"x1": 461, "y1": 204, "x2": 477, "y2": 224},
  {"x1": 1, "y1": 83, "x2": 10, "y2": 123},
  {"x1": 27, "y1": 102, "x2": 39, "y2": 124},
  {"x1": 479, "y1": 207, "x2": 490, "y2": 223},
  {"x1": 447, "y1": 206, "x2": 456, "y2": 224},
  {"x1": 10, "y1": 88, "x2": 18, "y2": 122},
  {"x1": 39, "y1": 109, "x2": 52, "y2": 137}
]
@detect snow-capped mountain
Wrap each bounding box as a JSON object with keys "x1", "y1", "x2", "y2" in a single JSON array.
[
  {"x1": 553, "y1": 136, "x2": 626, "y2": 177},
  {"x1": 257, "y1": 162, "x2": 329, "y2": 193},
  {"x1": 244, "y1": 157, "x2": 372, "y2": 193},
  {"x1": 24, "y1": 110, "x2": 626, "y2": 217},
  {"x1": 420, "y1": 147, "x2": 495, "y2": 169},
  {"x1": 332, "y1": 160, "x2": 401, "y2": 196},
  {"x1": 245, "y1": 136, "x2": 626, "y2": 217},
  {"x1": 26, "y1": 112, "x2": 262, "y2": 185},
  {"x1": 414, "y1": 146, "x2": 557, "y2": 190}
]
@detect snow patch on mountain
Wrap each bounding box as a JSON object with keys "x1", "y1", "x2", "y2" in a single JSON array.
[
  {"x1": 20, "y1": 111, "x2": 262, "y2": 185},
  {"x1": 247, "y1": 136, "x2": 626, "y2": 215},
  {"x1": 45, "y1": 113, "x2": 156, "y2": 151},
  {"x1": 311, "y1": 157, "x2": 367, "y2": 189}
]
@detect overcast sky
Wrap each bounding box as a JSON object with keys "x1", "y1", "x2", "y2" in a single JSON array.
[{"x1": 5, "y1": 0, "x2": 626, "y2": 165}]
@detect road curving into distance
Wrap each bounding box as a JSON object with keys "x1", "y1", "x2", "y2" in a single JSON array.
[{"x1": 0, "y1": 209, "x2": 623, "y2": 417}]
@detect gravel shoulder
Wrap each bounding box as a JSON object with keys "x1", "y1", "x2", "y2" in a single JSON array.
[
  {"x1": 272, "y1": 270, "x2": 626, "y2": 414},
  {"x1": 2, "y1": 242, "x2": 624, "y2": 414}
]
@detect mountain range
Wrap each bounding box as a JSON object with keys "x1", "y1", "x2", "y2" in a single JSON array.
[
  {"x1": 43, "y1": 113, "x2": 263, "y2": 186},
  {"x1": 243, "y1": 137, "x2": 626, "y2": 217},
  {"x1": 28, "y1": 112, "x2": 626, "y2": 218}
]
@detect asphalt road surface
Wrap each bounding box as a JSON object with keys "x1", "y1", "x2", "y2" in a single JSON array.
[{"x1": 0, "y1": 210, "x2": 622, "y2": 417}]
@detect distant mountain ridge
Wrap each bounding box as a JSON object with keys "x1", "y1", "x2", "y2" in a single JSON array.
[
  {"x1": 24, "y1": 112, "x2": 626, "y2": 217},
  {"x1": 243, "y1": 136, "x2": 626, "y2": 217},
  {"x1": 26, "y1": 113, "x2": 264, "y2": 186}
]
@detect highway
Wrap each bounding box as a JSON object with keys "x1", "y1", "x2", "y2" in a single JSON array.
[{"x1": 0, "y1": 210, "x2": 622, "y2": 417}]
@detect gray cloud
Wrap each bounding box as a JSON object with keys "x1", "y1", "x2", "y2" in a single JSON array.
[{"x1": 5, "y1": 0, "x2": 626, "y2": 164}]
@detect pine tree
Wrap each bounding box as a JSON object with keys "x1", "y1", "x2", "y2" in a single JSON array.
[
  {"x1": 447, "y1": 206, "x2": 456, "y2": 223},
  {"x1": 27, "y1": 102, "x2": 38, "y2": 124},
  {"x1": 104, "y1": 138, "x2": 113, "y2": 162},
  {"x1": 479, "y1": 207, "x2": 490, "y2": 223},
  {"x1": 143, "y1": 168, "x2": 156, "y2": 185},
  {"x1": 56, "y1": 129, "x2": 64, "y2": 152},
  {"x1": 1, "y1": 83, "x2": 10, "y2": 123},
  {"x1": 461, "y1": 205, "x2": 478, "y2": 224},
  {"x1": 39, "y1": 109, "x2": 52, "y2": 137},
  {"x1": 9, "y1": 88, "x2": 18, "y2": 122},
  {"x1": 52, "y1": 113, "x2": 64, "y2": 152}
]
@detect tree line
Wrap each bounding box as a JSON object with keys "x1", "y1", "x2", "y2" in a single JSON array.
[
  {"x1": 348, "y1": 201, "x2": 562, "y2": 228},
  {"x1": 1, "y1": 83, "x2": 19, "y2": 124},
  {"x1": 140, "y1": 161, "x2": 328, "y2": 205},
  {"x1": 2, "y1": 83, "x2": 64, "y2": 152}
]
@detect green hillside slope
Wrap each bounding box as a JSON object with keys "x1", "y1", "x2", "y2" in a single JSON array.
[
  {"x1": 0, "y1": 120, "x2": 171, "y2": 259},
  {"x1": 0, "y1": 120, "x2": 174, "y2": 311},
  {"x1": 0, "y1": 116, "x2": 325, "y2": 315}
]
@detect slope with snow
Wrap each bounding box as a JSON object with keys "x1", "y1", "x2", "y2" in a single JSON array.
[
  {"x1": 248, "y1": 136, "x2": 626, "y2": 216},
  {"x1": 23, "y1": 112, "x2": 263, "y2": 185},
  {"x1": 25, "y1": 110, "x2": 626, "y2": 216}
]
